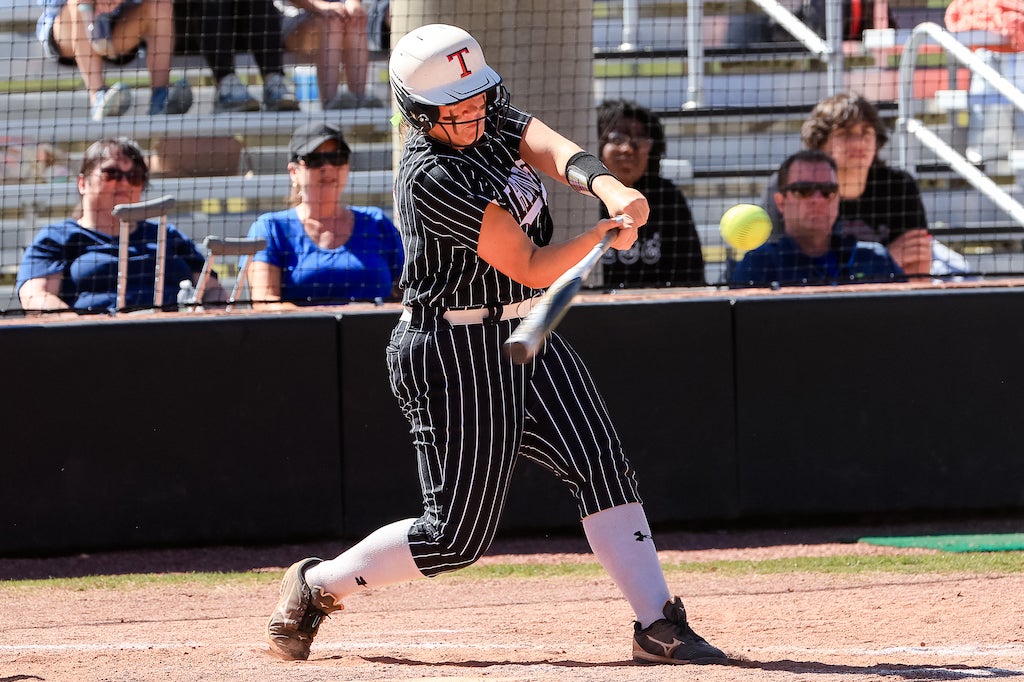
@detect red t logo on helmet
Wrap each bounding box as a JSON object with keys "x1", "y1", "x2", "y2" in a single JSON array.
[{"x1": 447, "y1": 47, "x2": 472, "y2": 78}]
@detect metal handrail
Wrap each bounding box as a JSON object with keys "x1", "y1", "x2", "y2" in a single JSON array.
[
  {"x1": 746, "y1": 0, "x2": 843, "y2": 95},
  {"x1": 685, "y1": 0, "x2": 705, "y2": 108},
  {"x1": 896, "y1": 21, "x2": 1024, "y2": 229},
  {"x1": 617, "y1": 0, "x2": 843, "y2": 108}
]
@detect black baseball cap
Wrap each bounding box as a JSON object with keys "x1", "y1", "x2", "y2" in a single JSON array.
[{"x1": 289, "y1": 122, "x2": 351, "y2": 160}]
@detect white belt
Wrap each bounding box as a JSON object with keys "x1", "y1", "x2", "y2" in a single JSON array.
[{"x1": 400, "y1": 298, "x2": 539, "y2": 325}]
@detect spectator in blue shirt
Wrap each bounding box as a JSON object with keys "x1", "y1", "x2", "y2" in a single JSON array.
[
  {"x1": 244, "y1": 122, "x2": 403, "y2": 308},
  {"x1": 729, "y1": 150, "x2": 905, "y2": 288},
  {"x1": 17, "y1": 137, "x2": 224, "y2": 313}
]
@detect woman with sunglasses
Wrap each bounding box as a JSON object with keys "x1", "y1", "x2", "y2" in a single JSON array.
[
  {"x1": 597, "y1": 99, "x2": 705, "y2": 287},
  {"x1": 267, "y1": 24, "x2": 727, "y2": 667},
  {"x1": 244, "y1": 122, "x2": 402, "y2": 308},
  {"x1": 17, "y1": 137, "x2": 221, "y2": 313}
]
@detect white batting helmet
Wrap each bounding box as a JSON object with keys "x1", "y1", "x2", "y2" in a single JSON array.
[{"x1": 389, "y1": 24, "x2": 504, "y2": 132}]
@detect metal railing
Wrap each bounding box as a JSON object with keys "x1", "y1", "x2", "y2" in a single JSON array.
[
  {"x1": 896, "y1": 21, "x2": 1024, "y2": 230},
  {"x1": 618, "y1": 0, "x2": 844, "y2": 108}
]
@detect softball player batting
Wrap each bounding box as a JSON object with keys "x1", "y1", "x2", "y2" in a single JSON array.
[{"x1": 267, "y1": 23, "x2": 727, "y2": 666}]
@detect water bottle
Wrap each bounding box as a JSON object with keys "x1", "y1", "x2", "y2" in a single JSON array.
[{"x1": 177, "y1": 279, "x2": 196, "y2": 311}]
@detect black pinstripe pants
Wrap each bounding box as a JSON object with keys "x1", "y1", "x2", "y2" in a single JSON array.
[{"x1": 386, "y1": 316, "x2": 642, "y2": 578}]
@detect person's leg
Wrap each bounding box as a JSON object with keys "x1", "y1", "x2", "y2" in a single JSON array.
[
  {"x1": 520, "y1": 331, "x2": 663, "y2": 621},
  {"x1": 244, "y1": 0, "x2": 283, "y2": 74},
  {"x1": 188, "y1": 0, "x2": 237, "y2": 81},
  {"x1": 268, "y1": 319, "x2": 528, "y2": 661},
  {"x1": 117, "y1": 0, "x2": 191, "y2": 114},
  {"x1": 120, "y1": 0, "x2": 170, "y2": 88},
  {"x1": 283, "y1": 12, "x2": 342, "y2": 105},
  {"x1": 582, "y1": 504, "x2": 671, "y2": 626},
  {"x1": 387, "y1": 320, "x2": 527, "y2": 576},
  {"x1": 244, "y1": 0, "x2": 298, "y2": 110},
  {"x1": 304, "y1": 519, "x2": 421, "y2": 601},
  {"x1": 522, "y1": 332, "x2": 725, "y2": 663},
  {"x1": 267, "y1": 519, "x2": 423, "y2": 660},
  {"x1": 186, "y1": 0, "x2": 258, "y2": 111},
  {"x1": 51, "y1": 1, "x2": 108, "y2": 105},
  {"x1": 339, "y1": 2, "x2": 369, "y2": 98}
]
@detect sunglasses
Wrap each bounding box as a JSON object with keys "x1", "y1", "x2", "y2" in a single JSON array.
[
  {"x1": 297, "y1": 151, "x2": 349, "y2": 169},
  {"x1": 604, "y1": 131, "x2": 654, "y2": 150},
  {"x1": 97, "y1": 165, "x2": 146, "y2": 186},
  {"x1": 782, "y1": 181, "x2": 839, "y2": 200}
]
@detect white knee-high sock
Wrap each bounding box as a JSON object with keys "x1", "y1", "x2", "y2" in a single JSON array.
[
  {"x1": 304, "y1": 518, "x2": 423, "y2": 604},
  {"x1": 582, "y1": 503, "x2": 672, "y2": 628}
]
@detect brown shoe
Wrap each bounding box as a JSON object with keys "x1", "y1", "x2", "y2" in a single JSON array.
[{"x1": 266, "y1": 558, "x2": 343, "y2": 660}]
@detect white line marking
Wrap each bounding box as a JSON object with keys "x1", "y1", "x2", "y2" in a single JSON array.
[
  {"x1": 755, "y1": 643, "x2": 1024, "y2": 657},
  {"x1": 0, "y1": 642, "x2": 202, "y2": 651}
]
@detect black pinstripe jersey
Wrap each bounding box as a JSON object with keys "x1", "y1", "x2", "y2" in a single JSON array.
[{"x1": 394, "y1": 105, "x2": 554, "y2": 310}]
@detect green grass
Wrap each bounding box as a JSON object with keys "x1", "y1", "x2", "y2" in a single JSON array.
[
  {"x1": 460, "y1": 553, "x2": 1024, "y2": 579},
  {"x1": 3, "y1": 552, "x2": 1021, "y2": 591},
  {"x1": 0, "y1": 75, "x2": 151, "y2": 94}
]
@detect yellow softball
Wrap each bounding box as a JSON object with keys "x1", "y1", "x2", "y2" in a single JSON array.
[{"x1": 719, "y1": 204, "x2": 772, "y2": 251}]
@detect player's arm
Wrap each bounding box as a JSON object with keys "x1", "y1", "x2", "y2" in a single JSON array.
[
  {"x1": 477, "y1": 202, "x2": 631, "y2": 289},
  {"x1": 519, "y1": 116, "x2": 649, "y2": 228}
]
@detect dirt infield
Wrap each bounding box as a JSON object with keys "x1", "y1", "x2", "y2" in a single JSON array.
[{"x1": 2, "y1": 520, "x2": 1023, "y2": 682}]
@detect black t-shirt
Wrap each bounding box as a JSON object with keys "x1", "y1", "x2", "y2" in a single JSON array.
[{"x1": 600, "y1": 173, "x2": 706, "y2": 287}]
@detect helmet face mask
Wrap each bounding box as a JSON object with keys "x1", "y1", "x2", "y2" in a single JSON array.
[{"x1": 390, "y1": 24, "x2": 505, "y2": 135}]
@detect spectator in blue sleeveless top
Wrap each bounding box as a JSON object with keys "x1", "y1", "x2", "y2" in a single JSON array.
[{"x1": 244, "y1": 122, "x2": 403, "y2": 308}]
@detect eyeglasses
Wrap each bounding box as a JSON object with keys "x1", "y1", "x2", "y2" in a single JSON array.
[
  {"x1": 97, "y1": 165, "x2": 146, "y2": 186},
  {"x1": 604, "y1": 131, "x2": 654, "y2": 150},
  {"x1": 781, "y1": 181, "x2": 839, "y2": 200},
  {"x1": 297, "y1": 151, "x2": 349, "y2": 169}
]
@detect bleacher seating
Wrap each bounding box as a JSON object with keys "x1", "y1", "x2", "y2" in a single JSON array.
[{"x1": 4, "y1": 0, "x2": 1024, "y2": 310}]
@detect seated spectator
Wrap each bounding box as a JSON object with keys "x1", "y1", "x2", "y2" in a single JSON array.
[
  {"x1": 17, "y1": 137, "x2": 225, "y2": 313},
  {"x1": 762, "y1": 92, "x2": 940, "y2": 277},
  {"x1": 730, "y1": 149, "x2": 905, "y2": 287},
  {"x1": 244, "y1": 122, "x2": 403, "y2": 308},
  {"x1": 36, "y1": 0, "x2": 192, "y2": 119},
  {"x1": 597, "y1": 99, "x2": 705, "y2": 287},
  {"x1": 276, "y1": 0, "x2": 383, "y2": 109},
  {"x1": 173, "y1": 0, "x2": 299, "y2": 112}
]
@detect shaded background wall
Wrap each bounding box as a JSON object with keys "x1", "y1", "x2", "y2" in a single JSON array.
[{"x1": 3, "y1": 288, "x2": 1024, "y2": 555}]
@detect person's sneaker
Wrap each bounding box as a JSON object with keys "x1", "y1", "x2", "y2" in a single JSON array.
[
  {"x1": 325, "y1": 91, "x2": 384, "y2": 110},
  {"x1": 632, "y1": 597, "x2": 727, "y2": 665},
  {"x1": 166, "y1": 78, "x2": 193, "y2": 114},
  {"x1": 262, "y1": 73, "x2": 300, "y2": 112},
  {"x1": 90, "y1": 82, "x2": 132, "y2": 121},
  {"x1": 149, "y1": 79, "x2": 193, "y2": 115},
  {"x1": 213, "y1": 73, "x2": 260, "y2": 113},
  {"x1": 266, "y1": 557, "x2": 343, "y2": 661}
]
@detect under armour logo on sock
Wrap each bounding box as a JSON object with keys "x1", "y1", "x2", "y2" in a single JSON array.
[
  {"x1": 355, "y1": 576, "x2": 367, "y2": 586},
  {"x1": 634, "y1": 531, "x2": 653, "y2": 542}
]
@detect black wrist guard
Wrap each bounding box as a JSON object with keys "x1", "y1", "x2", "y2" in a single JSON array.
[{"x1": 565, "y1": 151, "x2": 613, "y2": 197}]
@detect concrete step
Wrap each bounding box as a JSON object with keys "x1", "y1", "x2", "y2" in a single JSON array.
[{"x1": 0, "y1": 87, "x2": 394, "y2": 134}]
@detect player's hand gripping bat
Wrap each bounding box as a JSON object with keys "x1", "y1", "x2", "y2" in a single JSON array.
[{"x1": 503, "y1": 224, "x2": 619, "y2": 364}]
